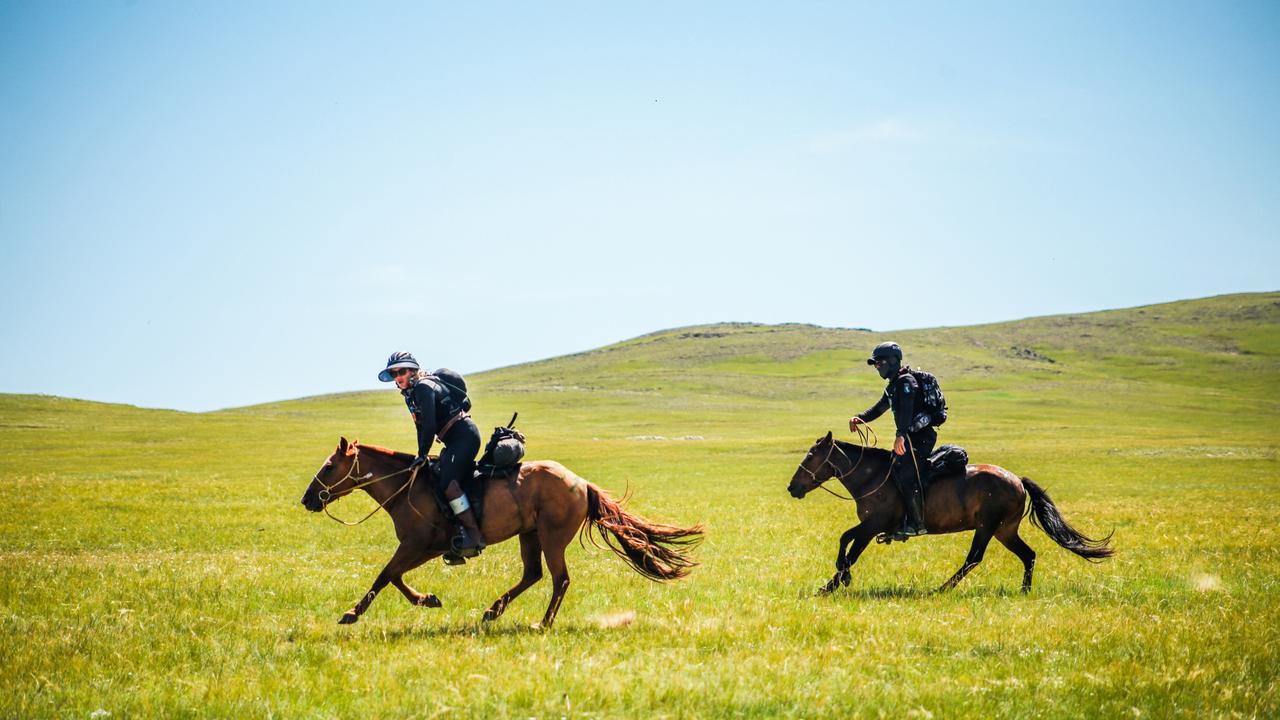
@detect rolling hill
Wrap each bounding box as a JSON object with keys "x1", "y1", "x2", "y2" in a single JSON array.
[{"x1": 1, "y1": 291, "x2": 1276, "y2": 718}]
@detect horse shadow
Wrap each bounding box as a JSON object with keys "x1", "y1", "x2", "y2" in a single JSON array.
[
  {"x1": 329, "y1": 620, "x2": 595, "y2": 643},
  {"x1": 824, "y1": 584, "x2": 1034, "y2": 600}
]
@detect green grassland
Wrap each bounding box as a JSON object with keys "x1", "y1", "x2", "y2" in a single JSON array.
[{"x1": 2, "y1": 292, "x2": 1278, "y2": 718}]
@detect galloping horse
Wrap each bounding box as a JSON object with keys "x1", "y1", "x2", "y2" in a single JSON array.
[
  {"x1": 788, "y1": 432, "x2": 1114, "y2": 594},
  {"x1": 300, "y1": 437, "x2": 702, "y2": 628}
]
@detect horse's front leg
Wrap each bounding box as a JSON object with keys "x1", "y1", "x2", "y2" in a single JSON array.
[
  {"x1": 339, "y1": 541, "x2": 434, "y2": 624},
  {"x1": 391, "y1": 564, "x2": 443, "y2": 609},
  {"x1": 819, "y1": 525, "x2": 861, "y2": 594},
  {"x1": 819, "y1": 525, "x2": 877, "y2": 595}
]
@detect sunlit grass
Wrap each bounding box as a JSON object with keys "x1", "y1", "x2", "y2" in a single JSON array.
[{"x1": 1, "y1": 293, "x2": 1277, "y2": 717}]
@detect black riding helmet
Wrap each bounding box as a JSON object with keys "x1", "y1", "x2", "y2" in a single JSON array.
[
  {"x1": 378, "y1": 351, "x2": 421, "y2": 382},
  {"x1": 866, "y1": 342, "x2": 903, "y2": 379}
]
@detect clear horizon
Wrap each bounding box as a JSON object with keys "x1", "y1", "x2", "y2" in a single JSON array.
[
  {"x1": 3, "y1": 2, "x2": 1277, "y2": 411},
  {"x1": 3, "y1": 289, "x2": 1270, "y2": 413}
]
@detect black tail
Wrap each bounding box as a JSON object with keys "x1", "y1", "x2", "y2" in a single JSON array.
[
  {"x1": 1023, "y1": 477, "x2": 1115, "y2": 562},
  {"x1": 582, "y1": 484, "x2": 703, "y2": 582}
]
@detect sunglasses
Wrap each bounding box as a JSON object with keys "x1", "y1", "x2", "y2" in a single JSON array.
[{"x1": 390, "y1": 367, "x2": 415, "y2": 378}]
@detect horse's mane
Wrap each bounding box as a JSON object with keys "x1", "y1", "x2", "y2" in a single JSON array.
[
  {"x1": 354, "y1": 442, "x2": 415, "y2": 463},
  {"x1": 833, "y1": 438, "x2": 893, "y2": 463}
]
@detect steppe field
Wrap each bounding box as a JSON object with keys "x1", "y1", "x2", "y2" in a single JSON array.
[{"x1": 2, "y1": 293, "x2": 1277, "y2": 718}]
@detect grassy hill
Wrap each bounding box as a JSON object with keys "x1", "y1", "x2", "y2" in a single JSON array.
[{"x1": 2, "y1": 292, "x2": 1277, "y2": 717}]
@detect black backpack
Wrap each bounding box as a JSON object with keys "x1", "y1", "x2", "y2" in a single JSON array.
[
  {"x1": 420, "y1": 367, "x2": 472, "y2": 413},
  {"x1": 478, "y1": 412, "x2": 526, "y2": 477},
  {"x1": 909, "y1": 369, "x2": 948, "y2": 427}
]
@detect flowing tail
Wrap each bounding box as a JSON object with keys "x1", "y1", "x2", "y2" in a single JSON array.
[
  {"x1": 1023, "y1": 477, "x2": 1115, "y2": 562},
  {"x1": 582, "y1": 484, "x2": 703, "y2": 581}
]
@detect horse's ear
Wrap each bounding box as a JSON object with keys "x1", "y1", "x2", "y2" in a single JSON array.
[
  {"x1": 824, "y1": 431, "x2": 833, "y2": 443},
  {"x1": 338, "y1": 437, "x2": 348, "y2": 453}
]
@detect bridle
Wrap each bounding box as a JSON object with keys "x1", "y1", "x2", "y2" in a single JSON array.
[
  {"x1": 311, "y1": 445, "x2": 422, "y2": 526},
  {"x1": 794, "y1": 425, "x2": 894, "y2": 502}
]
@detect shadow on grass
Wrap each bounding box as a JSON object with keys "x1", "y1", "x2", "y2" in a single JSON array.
[
  {"x1": 820, "y1": 584, "x2": 1035, "y2": 600},
  {"x1": 328, "y1": 620, "x2": 595, "y2": 643}
]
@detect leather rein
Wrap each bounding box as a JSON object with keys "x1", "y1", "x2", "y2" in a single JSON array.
[
  {"x1": 311, "y1": 446, "x2": 425, "y2": 526},
  {"x1": 795, "y1": 425, "x2": 895, "y2": 502}
]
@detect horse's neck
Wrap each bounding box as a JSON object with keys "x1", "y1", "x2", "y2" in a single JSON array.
[
  {"x1": 354, "y1": 454, "x2": 411, "y2": 506},
  {"x1": 835, "y1": 444, "x2": 891, "y2": 498},
  {"x1": 357, "y1": 457, "x2": 444, "y2": 528}
]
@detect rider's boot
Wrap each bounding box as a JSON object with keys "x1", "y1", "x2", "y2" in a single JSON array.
[
  {"x1": 451, "y1": 506, "x2": 487, "y2": 558},
  {"x1": 443, "y1": 480, "x2": 486, "y2": 558},
  {"x1": 888, "y1": 476, "x2": 929, "y2": 541}
]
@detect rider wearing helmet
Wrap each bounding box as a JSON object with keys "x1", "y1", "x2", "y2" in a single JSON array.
[
  {"x1": 379, "y1": 352, "x2": 486, "y2": 558},
  {"x1": 849, "y1": 342, "x2": 936, "y2": 540}
]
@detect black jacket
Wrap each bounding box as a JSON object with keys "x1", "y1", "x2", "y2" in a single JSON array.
[
  {"x1": 402, "y1": 376, "x2": 468, "y2": 458},
  {"x1": 857, "y1": 367, "x2": 931, "y2": 438}
]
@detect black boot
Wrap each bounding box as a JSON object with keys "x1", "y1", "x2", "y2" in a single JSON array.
[
  {"x1": 442, "y1": 480, "x2": 486, "y2": 561},
  {"x1": 451, "y1": 507, "x2": 487, "y2": 557},
  {"x1": 888, "y1": 475, "x2": 928, "y2": 541}
]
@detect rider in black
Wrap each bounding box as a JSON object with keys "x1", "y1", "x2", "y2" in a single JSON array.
[
  {"x1": 849, "y1": 342, "x2": 935, "y2": 540},
  {"x1": 379, "y1": 351, "x2": 486, "y2": 558}
]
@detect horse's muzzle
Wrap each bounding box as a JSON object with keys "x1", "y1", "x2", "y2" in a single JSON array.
[{"x1": 300, "y1": 490, "x2": 324, "y2": 512}]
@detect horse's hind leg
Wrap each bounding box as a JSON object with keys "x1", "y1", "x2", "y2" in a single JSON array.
[
  {"x1": 995, "y1": 525, "x2": 1037, "y2": 593},
  {"x1": 938, "y1": 526, "x2": 994, "y2": 593},
  {"x1": 483, "y1": 531, "x2": 543, "y2": 622},
  {"x1": 536, "y1": 530, "x2": 575, "y2": 630},
  {"x1": 339, "y1": 541, "x2": 433, "y2": 624}
]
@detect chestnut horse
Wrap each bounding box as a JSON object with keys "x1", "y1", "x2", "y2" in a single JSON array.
[
  {"x1": 788, "y1": 432, "x2": 1113, "y2": 594},
  {"x1": 300, "y1": 438, "x2": 702, "y2": 628}
]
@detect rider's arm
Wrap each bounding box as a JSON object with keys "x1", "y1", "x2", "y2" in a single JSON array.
[
  {"x1": 858, "y1": 392, "x2": 889, "y2": 423},
  {"x1": 411, "y1": 382, "x2": 439, "y2": 458}
]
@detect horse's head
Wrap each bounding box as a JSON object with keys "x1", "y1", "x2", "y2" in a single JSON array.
[
  {"x1": 788, "y1": 431, "x2": 837, "y2": 499},
  {"x1": 300, "y1": 437, "x2": 362, "y2": 512}
]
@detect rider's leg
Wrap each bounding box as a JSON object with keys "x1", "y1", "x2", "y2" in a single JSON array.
[
  {"x1": 443, "y1": 479, "x2": 487, "y2": 554},
  {"x1": 891, "y1": 462, "x2": 927, "y2": 537},
  {"x1": 438, "y1": 424, "x2": 485, "y2": 556},
  {"x1": 891, "y1": 432, "x2": 934, "y2": 538}
]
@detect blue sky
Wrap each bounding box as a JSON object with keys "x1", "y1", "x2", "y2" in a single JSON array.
[{"x1": 1, "y1": 1, "x2": 1276, "y2": 411}]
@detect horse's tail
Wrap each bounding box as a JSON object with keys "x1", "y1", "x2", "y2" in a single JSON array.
[
  {"x1": 581, "y1": 483, "x2": 703, "y2": 582},
  {"x1": 1023, "y1": 477, "x2": 1115, "y2": 562}
]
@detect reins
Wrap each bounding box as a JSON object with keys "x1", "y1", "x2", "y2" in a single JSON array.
[
  {"x1": 801, "y1": 424, "x2": 897, "y2": 502},
  {"x1": 312, "y1": 447, "x2": 423, "y2": 526}
]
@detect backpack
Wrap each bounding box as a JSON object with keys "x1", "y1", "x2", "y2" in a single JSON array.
[
  {"x1": 419, "y1": 367, "x2": 472, "y2": 413},
  {"x1": 926, "y1": 444, "x2": 968, "y2": 477},
  {"x1": 909, "y1": 369, "x2": 948, "y2": 427},
  {"x1": 479, "y1": 412, "x2": 526, "y2": 477}
]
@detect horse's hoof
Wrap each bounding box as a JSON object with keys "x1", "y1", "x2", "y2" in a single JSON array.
[
  {"x1": 418, "y1": 594, "x2": 442, "y2": 608},
  {"x1": 482, "y1": 609, "x2": 499, "y2": 622},
  {"x1": 529, "y1": 622, "x2": 546, "y2": 632},
  {"x1": 839, "y1": 570, "x2": 851, "y2": 587},
  {"x1": 338, "y1": 612, "x2": 359, "y2": 625}
]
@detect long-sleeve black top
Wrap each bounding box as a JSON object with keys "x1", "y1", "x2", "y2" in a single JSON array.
[
  {"x1": 857, "y1": 368, "x2": 926, "y2": 438},
  {"x1": 402, "y1": 377, "x2": 469, "y2": 458}
]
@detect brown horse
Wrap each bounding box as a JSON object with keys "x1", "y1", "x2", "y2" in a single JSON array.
[
  {"x1": 788, "y1": 432, "x2": 1113, "y2": 594},
  {"x1": 299, "y1": 437, "x2": 702, "y2": 628}
]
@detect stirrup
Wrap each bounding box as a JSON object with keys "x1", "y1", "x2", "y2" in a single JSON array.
[{"x1": 451, "y1": 530, "x2": 485, "y2": 558}]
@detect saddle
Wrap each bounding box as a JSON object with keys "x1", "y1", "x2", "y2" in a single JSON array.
[
  {"x1": 925, "y1": 444, "x2": 969, "y2": 484},
  {"x1": 423, "y1": 459, "x2": 493, "y2": 526}
]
